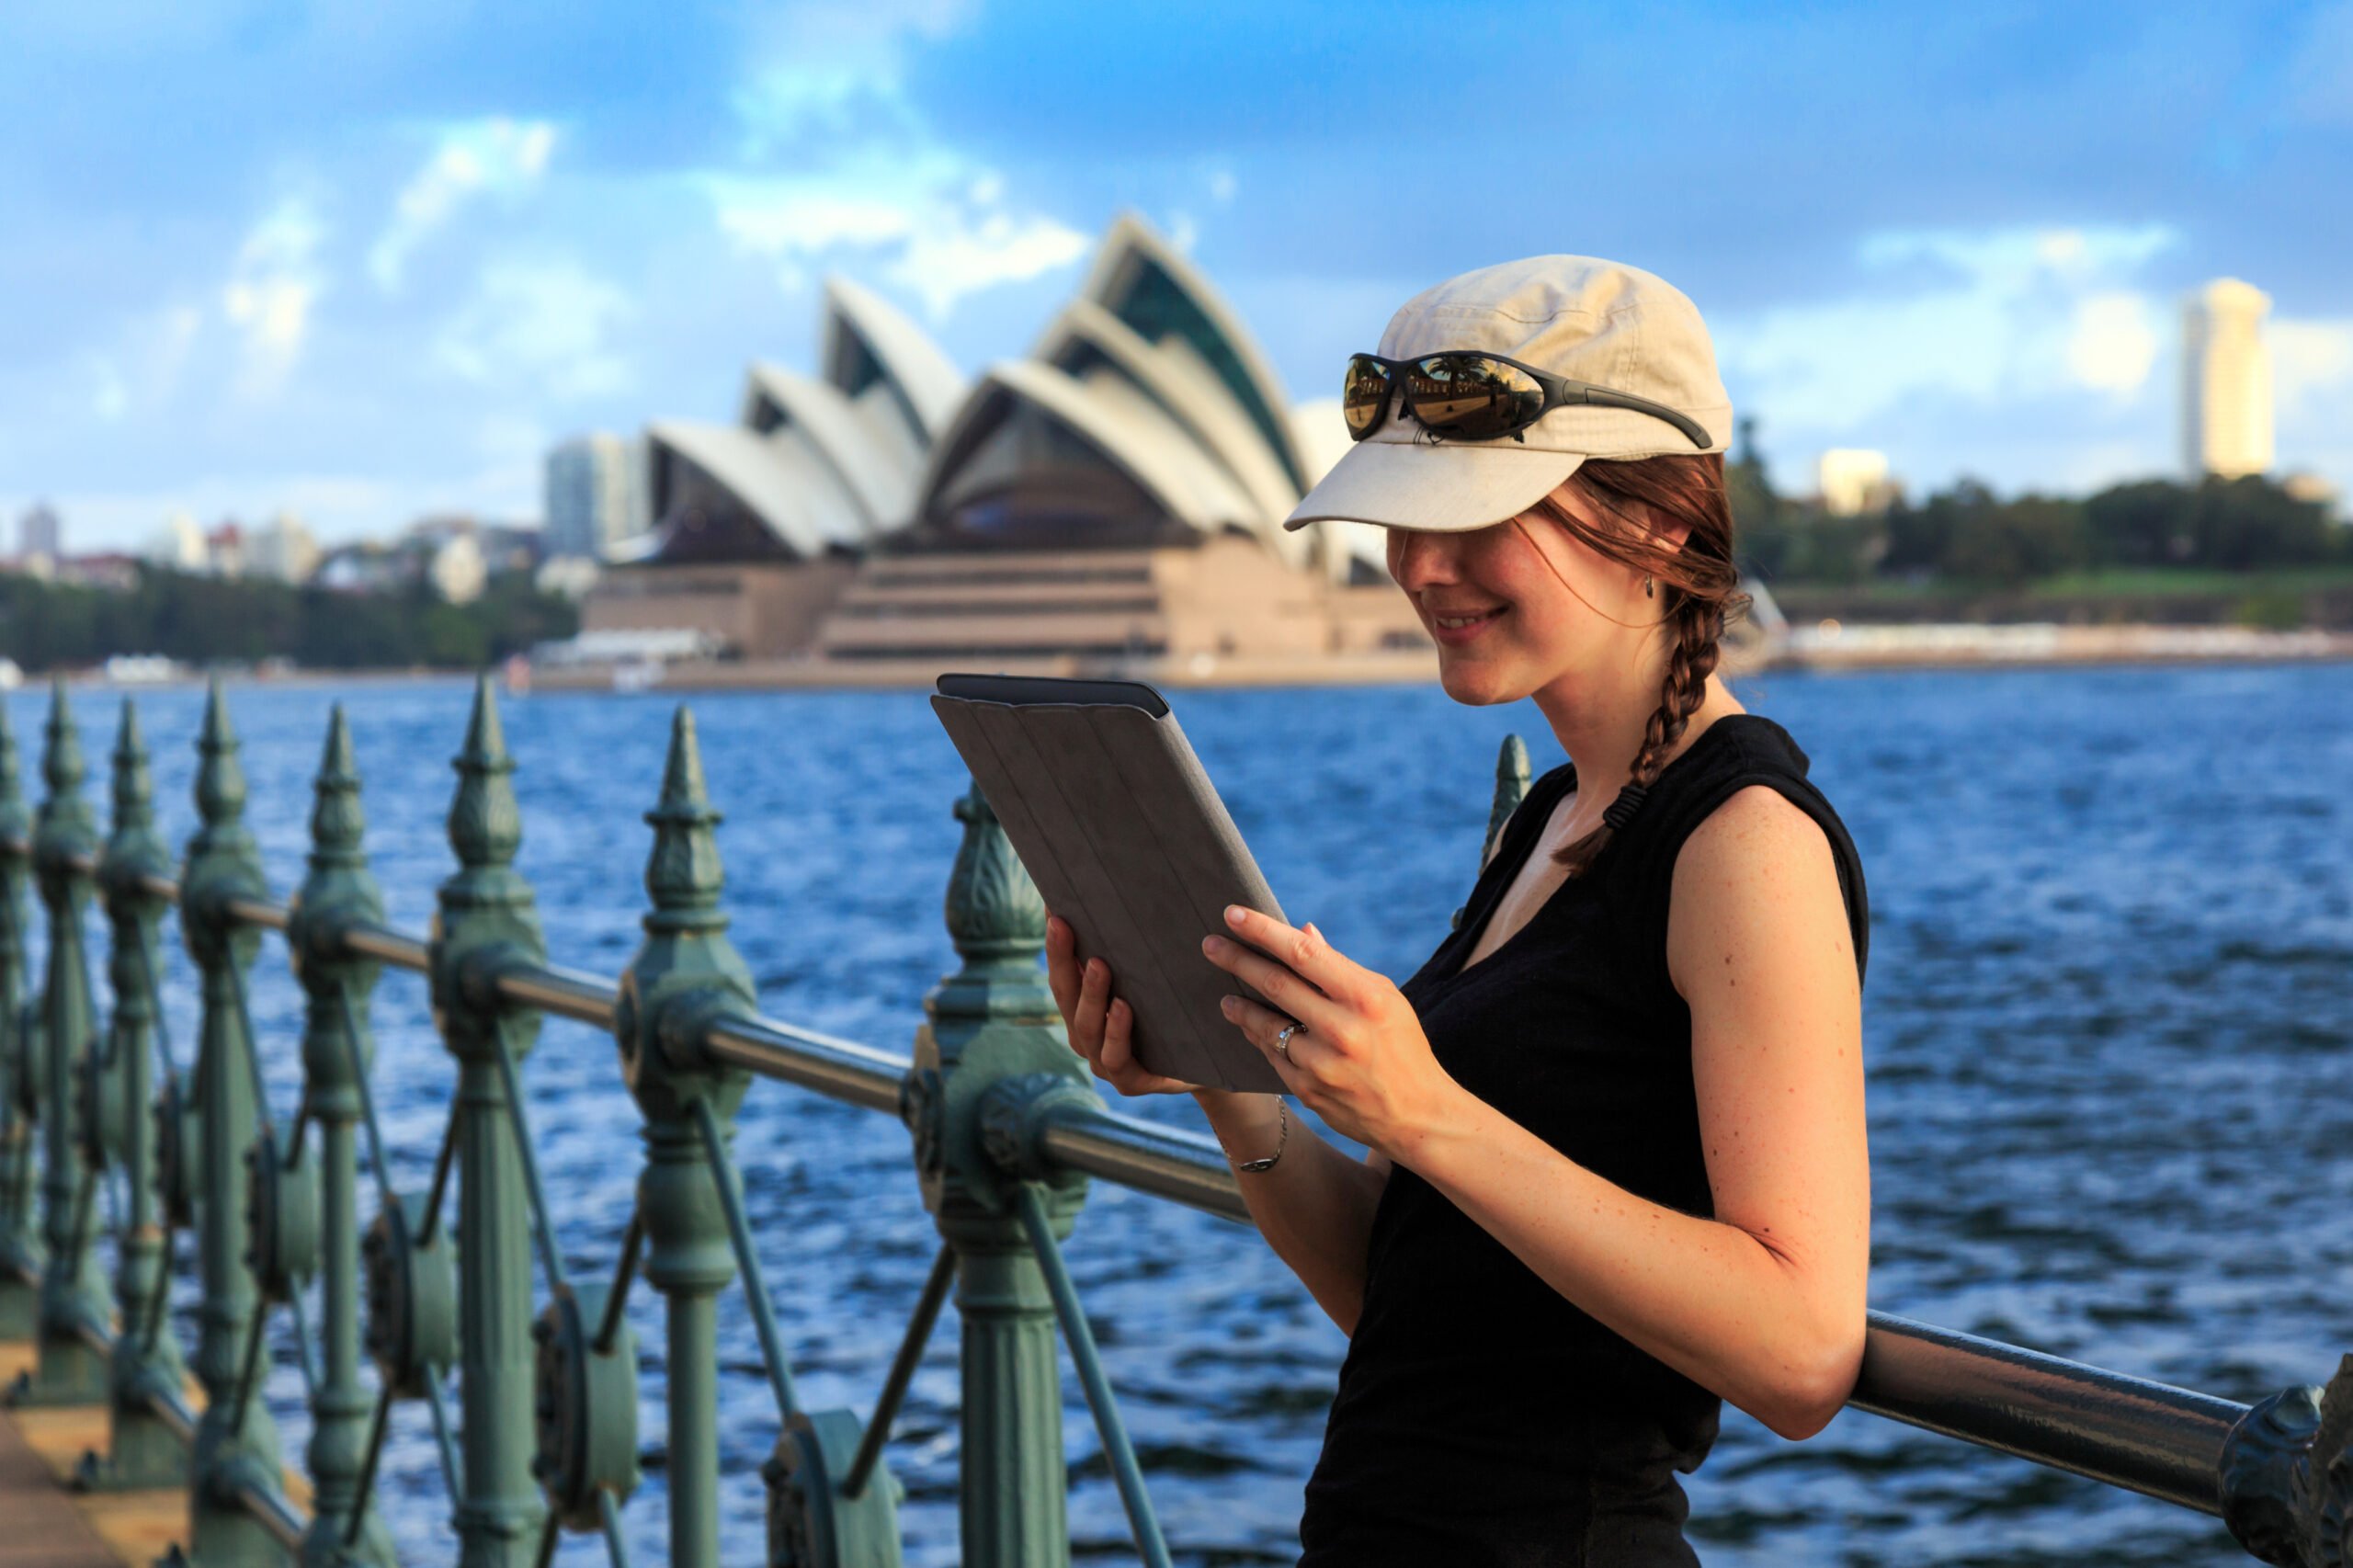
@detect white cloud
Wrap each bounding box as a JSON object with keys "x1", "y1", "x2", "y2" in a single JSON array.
[
  {"x1": 2272, "y1": 317, "x2": 2353, "y2": 413},
  {"x1": 889, "y1": 211, "x2": 1090, "y2": 319},
  {"x1": 2066, "y1": 291, "x2": 2161, "y2": 394},
  {"x1": 222, "y1": 198, "x2": 326, "y2": 398},
  {"x1": 730, "y1": 0, "x2": 974, "y2": 152},
  {"x1": 703, "y1": 156, "x2": 1087, "y2": 321},
  {"x1": 433, "y1": 257, "x2": 633, "y2": 400},
  {"x1": 1715, "y1": 223, "x2": 2177, "y2": 427},
  {"x1": 703, "y1": 3, "x2": 1085, "y2": 321},
  {"x1": 369, "y1": 118, "x2": 558, "y2": 291}
]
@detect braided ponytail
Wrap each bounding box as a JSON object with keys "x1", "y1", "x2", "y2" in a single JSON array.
[{"x1": 1534, "y1": 452, "x2": 1748, "y2": 876}]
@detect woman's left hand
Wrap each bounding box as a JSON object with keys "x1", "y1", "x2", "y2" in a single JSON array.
[{"x1": 1202, "y1": 905, "x2": 1463, "y2": 1158}]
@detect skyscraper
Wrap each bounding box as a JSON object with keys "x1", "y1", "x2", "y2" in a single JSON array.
[
  {"x1": 2181, "y1": 278, "x2": 2273, "y2": 480},
  {"x1": 17, "y1": 502, "x2": 60, "y2": 562},
  {"x1": 545, "y1": 434, "x2": 647, "y2": 560}
]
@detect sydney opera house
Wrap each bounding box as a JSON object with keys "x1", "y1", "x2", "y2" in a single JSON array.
[{"x1": 580, "y1": 216, "x2": 1427, "y2": 678}]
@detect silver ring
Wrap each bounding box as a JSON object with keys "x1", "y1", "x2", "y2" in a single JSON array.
[{"x1": 1273, "y1": 1021, "x2": 1303, "y2": 1059}]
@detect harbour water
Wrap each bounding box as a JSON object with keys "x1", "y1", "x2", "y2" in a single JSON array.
[{"x1": 23, "y1": 661, "x2": 2349, "y2": 1566}]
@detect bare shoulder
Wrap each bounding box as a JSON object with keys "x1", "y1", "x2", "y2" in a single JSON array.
[
  {"x1": 1665, "y1": 784, "x2": 1853, "y2": 995},
  {"x1": 1679, "y1": 782, "x2": 1835, "y2": 877}
]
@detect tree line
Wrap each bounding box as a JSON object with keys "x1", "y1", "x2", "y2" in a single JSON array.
[
  {"x1": 0, "y1": 566, "x2": 579, "y2": 674},
  {"x1": 1727, "y1": 447, "x2": 2349, "y2": 587}
]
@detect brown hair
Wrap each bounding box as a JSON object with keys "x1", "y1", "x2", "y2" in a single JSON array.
[{"x1": 1510, "y1": 452, "x2": 1747, "y2": 875}]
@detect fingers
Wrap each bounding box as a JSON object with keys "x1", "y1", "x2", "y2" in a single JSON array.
[
  {"x1": 1044, "y1": 914, "x2": 1080, "y2": 1022},
  {"x1": 1072, "y1": 954, "x2": 1110, "y2": 1064},
  {"x1": 1200, "y1": 929, "x2": 1343, "y2": 1038},
  {"x1": 1218, "y1": 906, "x2": 1364, "y2": 1004},
  {"x1": 1045, "y1": 913, "x2": 1202, "y2": 1096},
  {"x1": 1221, "y1": 993, "x2": 1311, "y2": 1095},
  {"x1": 1098, "y1": 996, "x2": 1194, "y2": 1095}
]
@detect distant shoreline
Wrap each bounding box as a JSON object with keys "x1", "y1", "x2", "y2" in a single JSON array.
[{"x1": 14, "y1": 626, "x2": 2348, "y2": 698}]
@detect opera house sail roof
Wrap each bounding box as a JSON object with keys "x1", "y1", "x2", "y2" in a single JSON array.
[
  {"x1": 910, "y1": 216, "x2": 1316, "y2": 569},
  {"x1": 585, "y1": 215, "x2": 1434, "y2": 668},
  {"x1": 637, "y1": 278, "x2": 964, "y2": 563}
]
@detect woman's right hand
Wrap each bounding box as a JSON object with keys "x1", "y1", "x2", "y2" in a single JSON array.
[{"x1": 1044, "y1": 913, "x2": 1195, "y2": 1096}]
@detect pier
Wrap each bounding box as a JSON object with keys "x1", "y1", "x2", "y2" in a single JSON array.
[{"x1": 0, "y1": 676, "x2": 2345, "y2": 1565}]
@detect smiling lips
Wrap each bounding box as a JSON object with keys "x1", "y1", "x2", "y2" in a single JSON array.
[{"x1": 1427, "y1": 604, "x2": 1508, "y2": 643}]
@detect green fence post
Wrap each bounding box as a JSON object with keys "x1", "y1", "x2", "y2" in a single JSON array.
[
  {"x1": 430, "y1": 676, "x2": 548, "y2": 1567},
  {"x1": 81, "y1": 699, "x2": 188, "y2": 1485},
  {"x1": 289, "y1": 708, "x2": 395, "y2": 1564},
  {"x1": 613, "y1": 709, "x2": 743, "y2": 1560},
  {"x1": 615, "y1": 709, "x2": 750, "y2": 1566},
  {"x1": 13, "y1": 678, "x2": 116, "y2": 1405},
  {"x1": 903, "y1": 780, "x2": 1094, "y2": 1568},
  {"x1": 180, "y1": 680, "x2": 287, "y2": 1564},
  {"x1": 0, "y1": 699, "x2": 43, "y2": 1335}
]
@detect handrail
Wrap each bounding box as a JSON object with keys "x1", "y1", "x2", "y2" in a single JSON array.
[
  {"x1": 233, "y1": 1471, "x2": 311, "y2": 1551},
  {"x1": 0, "y1": 685, "x2": 2334, "y2": 1568},
  {"x1": 0, "y1": 835, "x2": 2288, "y2": 1525},
  {"x1": 1851, "y1": 1314, "x2": 2243, "y2": 1516},
  {"x1": 699, "y1": 1011, "x2": 905, "y2": 1114}
]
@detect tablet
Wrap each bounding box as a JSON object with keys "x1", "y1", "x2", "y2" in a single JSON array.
[{"x1": 930, "y1": 673, "x2": 1290, "y2": 1094}]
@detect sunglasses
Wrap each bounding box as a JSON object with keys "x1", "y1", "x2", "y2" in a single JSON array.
[{"x1": 1344, "y1": 351, "x2": 1712, "y2": 451}]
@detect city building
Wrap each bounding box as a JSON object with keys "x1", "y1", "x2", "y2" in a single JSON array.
[
  {"x1": 1815, "y1": 449, "x2": 1896, "y2": 517},
  {"x1": 2182, "y1": 278, "x2": 2274, "y2": 480},
  {"x1": 247, "y1": 510, "x2": 322, "y2": 584},
  {"x1": 145, "y1": 512, "x2": 209, "y2": 573},
  {"x1": 581, "y1": 215, "x2": 1419, "y2": 671},
  {"x1": 204, "y1": 521, "x2": 246, "y2": 578},
  {"x1": 545, "y1": 434, "x2": 647, "y2": 560},
  {"x1": 17, "y1": 503, "x2": 60, "y2": 572},
  {"x1": 429, "y1": 533, "x2": 486, "y2": 604}
]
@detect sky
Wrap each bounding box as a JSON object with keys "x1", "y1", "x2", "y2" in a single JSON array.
[{"x1": 2, "y1": 0, "x2": 2349, "y2": 552}]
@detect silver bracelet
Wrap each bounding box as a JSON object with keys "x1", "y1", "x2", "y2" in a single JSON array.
[{"x1": 1224, "y1": 1097, "x2": 1288, "y2": 1174}]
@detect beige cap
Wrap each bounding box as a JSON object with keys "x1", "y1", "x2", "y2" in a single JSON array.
[{"x1": 1282, "y1": 255, "x2": 1733, "y2": 533}]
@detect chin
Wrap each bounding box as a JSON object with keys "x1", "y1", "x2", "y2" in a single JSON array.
[{"x1": 1437, "y1": 657, "x2": 1528, "y2": 708}]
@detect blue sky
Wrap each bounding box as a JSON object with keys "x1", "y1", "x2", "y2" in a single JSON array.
[{"x1": 3, "y1": 1, "x2": 2349, "y2": 551}]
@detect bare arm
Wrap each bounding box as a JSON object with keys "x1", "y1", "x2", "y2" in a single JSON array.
[
  {"x1": 1394, "y1": 787, "x2": 1870, "y2": 1437},
  {"x1": 1191, "y1": 1091, "x2": 1389, "y2": 1334},
  {"x1": 1044, "y1": 915, "x2": 1388, "y2": 1334},
  {"x1": 1203, "y1": 786, "x2": 1869, "y2": 1438}
]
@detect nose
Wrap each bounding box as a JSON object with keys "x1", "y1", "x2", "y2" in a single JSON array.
[{"x1": 1388, "y1": 528, "x2": 1459, "y2": 590}]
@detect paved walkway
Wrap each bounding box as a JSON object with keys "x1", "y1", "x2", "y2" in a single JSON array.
[{"x1": 0, "y1": 1341, "x2": 189, "y2": 1567}]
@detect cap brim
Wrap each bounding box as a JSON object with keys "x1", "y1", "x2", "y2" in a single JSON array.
[{"x1": 1282, "y1": 437, "x2": 1586, "y2": 533}]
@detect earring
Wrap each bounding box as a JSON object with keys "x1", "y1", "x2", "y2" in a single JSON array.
[{"x1": 1643, "y1": 577, "x2": 1655, "y2": 598}]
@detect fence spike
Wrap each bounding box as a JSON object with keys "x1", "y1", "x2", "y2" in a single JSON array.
[
  {"x1": 619, "y1": 706, "x2": 757, "y2": 1565},
  {"x1": 179, "y1": 678, "x2": 288, "y2": 1560},
  {"x1": 433, "y1": 673, "x2": 551, "y2": 1562},
  {"x1": 74, "y1": 697, "x2": 186, "y2": 1487},
  {"x1": 908, "y1": 776, "x2": 1096, "y2": 1566},
  {"x1": 293, "y1": 703, "x2": 397, "y2": 1562},
  {"x1": 10, "y1": 678, "x2": 111, "y2": 1407}
]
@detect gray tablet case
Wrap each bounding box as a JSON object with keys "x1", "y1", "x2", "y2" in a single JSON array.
[{"x1": 929, "y1": 672, "x2": 1289, "y2": 1094}]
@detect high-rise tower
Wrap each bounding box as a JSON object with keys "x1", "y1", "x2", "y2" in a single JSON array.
[{"x1": 2181, "y1": 278, "x2": 2273, "y2": 480}]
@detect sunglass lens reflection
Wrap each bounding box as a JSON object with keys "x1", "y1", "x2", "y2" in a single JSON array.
[
  {"x1": 1408, "y1": 355, "x2": 1544, "y2": 439},
  {"x1": 1343, "y1": 356, "x2": 1392, "y2": 437}
]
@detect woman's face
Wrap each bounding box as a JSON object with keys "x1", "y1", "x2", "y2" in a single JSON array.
[{"x1": 1384, "y1": 481, "x2": 1675, "y2": 707}]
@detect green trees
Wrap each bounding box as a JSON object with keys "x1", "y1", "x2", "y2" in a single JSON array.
[
  {"x1": 1742, "y1": 470, "x2": 2345, "y2": 589},
  {"x1": 0, "y1": 567, "x2": 578, "y2": 674}
]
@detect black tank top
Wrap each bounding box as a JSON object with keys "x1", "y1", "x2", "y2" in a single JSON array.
[{"x1": 1297, "y1": 713, "x2": 1870, "y2": 1567}]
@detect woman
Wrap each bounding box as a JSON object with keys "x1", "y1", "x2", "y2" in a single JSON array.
[{"x1": 1043, "y1": 256, "x2": 1871, "y2": 1566}]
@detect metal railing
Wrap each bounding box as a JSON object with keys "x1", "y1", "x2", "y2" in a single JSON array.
[{"x1": 0, "y1": 674, "x2": 2344, "y2": 1566}]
